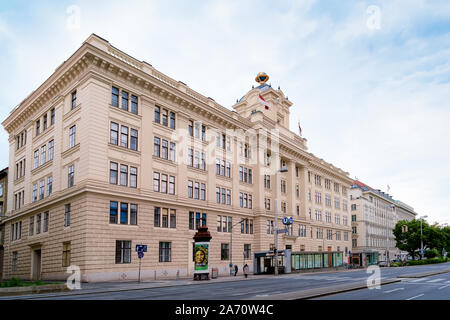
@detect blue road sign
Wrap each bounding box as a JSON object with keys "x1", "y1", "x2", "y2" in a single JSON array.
[
  {"x1": 136, "y1": 244, "x2": 147, "y2": 252},
  {"x1": 138, "y1": 252, "x2": 144, "y2": 259},
  {"x1": 288, "y1": 217, "x2": 294, "y2": 224},
  {"x1": 282, "y1": 217, "x2": 289, "y2": 225}
]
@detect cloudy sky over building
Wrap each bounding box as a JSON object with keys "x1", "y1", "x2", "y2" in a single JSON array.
[{"x1": 0, "y1": 0, "x2": 449, "y2": 224}]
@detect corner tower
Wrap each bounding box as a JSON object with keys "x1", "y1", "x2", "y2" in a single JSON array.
[{"x1": 232, "y1": 72, "x2": 293, "y2": 128}]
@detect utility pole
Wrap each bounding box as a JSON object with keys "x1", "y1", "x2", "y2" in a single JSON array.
[
  {"x1": 274, "y1": 166, "x2": 288, "y2": 276},
  {"x1": 419, "y1": 215, "x2": 428, "y2": 260},
  {"x1": 230, "y1": 218, "x2": 247, "y2": 275}
]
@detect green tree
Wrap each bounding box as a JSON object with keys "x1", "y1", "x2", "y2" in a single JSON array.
[{"x1": 393, "y1": 219, "x2": 429, "y2": 260}]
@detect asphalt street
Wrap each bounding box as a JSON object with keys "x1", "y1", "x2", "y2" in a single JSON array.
[
  {"x1": 1, "y1": 262, "x2": 449, "y2": 300},
  {"x1": 314, "y1": 271, "x2": 450, "y2": 300}
]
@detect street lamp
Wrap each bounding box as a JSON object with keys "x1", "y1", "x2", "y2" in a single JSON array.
[
  {"x1": 230, "y1": 218, "x2": 247, "y2": 275},
  {"x1": 419, "y1": 215, "x2": 428, "y2": 260},
  {"x1": 274, "y1": 166, "x2": 288, "y2": 276}
]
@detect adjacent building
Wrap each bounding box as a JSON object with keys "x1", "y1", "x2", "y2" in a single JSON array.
[
  {"x1": 350, "y1": 180, "x2": 417, "y2": 266},
  {"x1": 1, "y1": 34, "x2": 353, "y2": 282},
  {"x1": 0, "y1": 167, "x2": 8, "y2": 281}
]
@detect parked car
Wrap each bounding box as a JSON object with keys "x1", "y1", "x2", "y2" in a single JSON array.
[{"x1": 378, "y1": 261, "x2": 389, "y2": 267}]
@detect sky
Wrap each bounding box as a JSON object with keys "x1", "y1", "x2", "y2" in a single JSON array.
[{"x1": 0, "y1": 0, "x2": 449, "y2": 225}]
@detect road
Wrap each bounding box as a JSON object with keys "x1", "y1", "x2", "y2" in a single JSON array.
[
  {"x1": 313, "y1": 270, "x2": 450, "y2": 300},
  {"x1": 1, "y1": 262, "x2": 449, "y2": 300}
]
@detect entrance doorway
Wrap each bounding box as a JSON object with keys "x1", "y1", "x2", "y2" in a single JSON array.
[{"x1": 32, "y1": 249, "x2": 41, "y2": 280}]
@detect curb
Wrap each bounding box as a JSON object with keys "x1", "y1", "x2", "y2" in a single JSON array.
[
  {"x1": 8, "y1": 276, "x2": 274, "y2": 299},
  {"x1": 398, "y1": 269, "x2": 450, "y2": 279},
  {"x1": 246, "y1": 279, "x2": 401, "y2": 300},
  {"x1": 0, "y1": 284, "x2": 69, "y2": 297}
]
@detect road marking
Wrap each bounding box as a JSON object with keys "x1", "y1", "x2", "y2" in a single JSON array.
[
  {"x1": 406, "y1": 294, "x2": 424, "y2": 300},
  {"x1": 410, "y1": 278, "x2": 428, "y2": 282},
  {"x1": 384, "y1": 288, "x2": 404, "y2": 293},
  {"x1": 427, "y1": 278, "x2": 444, "y2": 283},
  {"x1": 438, "y1": 284, "x2": 450, "y2": 290}
]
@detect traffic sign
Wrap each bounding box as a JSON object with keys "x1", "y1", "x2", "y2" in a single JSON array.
[
  {"x1": 288, "y1": 217, "x2": 293, "y2": 224},
  {"x1": 138, "y1": 252, "x2": 144, "y2": 259},
  {"x1": 136, "y1": 244, "x2": 147, "y2": 252}
]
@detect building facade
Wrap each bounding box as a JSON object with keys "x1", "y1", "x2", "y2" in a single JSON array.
[
  {"x1": 350, "y1": 181, "x2": 417, "y2": 266},
  {"x1": 0, "y1": 167, "x2": 8, "y2": 280},
  {"x1": 1, "y1": 34, "x2": 352, "y2": 282}
]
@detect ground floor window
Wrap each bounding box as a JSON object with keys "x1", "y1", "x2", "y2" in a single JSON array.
[
  {"x1": 221, "y1": 243, "x2": 229, "y2": 260},
  {"x1": 159, "y1": 242, "x2": 171, "y2": 262},
  {"x1": 12, "y1": 251, "x2": 18, "y2": 271},
  {"x1": 62, "y1": 242, "x2": 71, "y2": 267},
  {"x1": 244, "y1": 244, "x2": 251, "y2": 259},
  {"x1": 115, "y1": 240, "x2": 131, "y2": 264}
]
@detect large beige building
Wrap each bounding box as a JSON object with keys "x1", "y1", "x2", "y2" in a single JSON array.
[
  {"x1": 1, "y1": 34, "x2": 353, "y2": 282},
  {"x1": 350, "y1": 181, "x2": 417, "y2": 266}
]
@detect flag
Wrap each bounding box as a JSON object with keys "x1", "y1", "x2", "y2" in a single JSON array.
[
  {"x1": 259, "y1": 94, "x2": 270, "y2": 110},
  {"x1": 298, "y1": 121, "x2": 302, "y2": 137}
]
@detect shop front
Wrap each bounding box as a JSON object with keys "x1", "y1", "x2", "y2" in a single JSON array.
[
  {"x1": 291, "y1": 251, "x2": 344, "y2": 271},
  {"x1": 254, "y1": 250, "x2": 291, "y2": 274}
]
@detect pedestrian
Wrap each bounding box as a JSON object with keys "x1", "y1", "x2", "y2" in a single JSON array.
[
  {"x1": 243, "y1": 264, "x2": 249, "y2": 278},
  {"x1": 234, "y1": 264, "x2": 238, "y2": 276}
]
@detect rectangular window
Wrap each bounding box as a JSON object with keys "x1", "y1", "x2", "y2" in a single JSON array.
[
  {"x1": 121, "y1": 91, "x2": 129, "y2": 111},
  {"x1": 109, "y1": 201, "x2": 118, "y2": 224},
  {"x1": 120, "y1": 203, "x2": 128, "y2": 225},
  {"x1": 69, "y1": 125, "x2": 76, "y2": 148},
  {"x1": 110, "y1": 162, "x2": 118, "y2": 184},
  {"x1": 194, "y1": 182, "x2": 199, "y2": 199},
  {"x1": 36, "y1": 120, "x2": 40, "y2": 136},
  {"x1": 32, "y1": 183, "x2": 37, "y2": 202},
  {"x1": 170, "y1": 112, "x2": 176, "y2": 129},
  {"x1": 162, "y1": 109, "x2": 168, "y2": 126},
  {"x1": 65, "y1": 204, "x2": 71, "y2": 227},
  {"x1": 188, "y1": 180, "x2": 193, "y2": 198},
  {"x1": 162, "y1": 208, "x2": 168, "y2": 228},
  {"x1": 36, "y1": 213, "x2": 41, "y2": 234},
  {"x1": 62, "y1": 242, "x2": 71, "y2": 267},
  {"x1": 131, "y1": 95, "x2": 138, "y2": 114},
  {"x1": 34, "y1": 150, "x2": 39, "y2": 169},
  {"x1": 221, "y1": 243, "x2": 229, "y2": 260},
  {"x1": 169, "y1": 176, "x2": 175, "y2": 195},
  {"x1": 154, "y1": 207, "x2": 161, "y2": 227},
  {"x1": 39, "y1": 180, "x2": 45, "y2": 200},
  {"x1": 153, "y1": 172, "x2": 160, "y2": 192},
  {"x1": 110, "y1": 122, "x2": 119, "y2": 145},
  {"x1": 170, "y1": 209, "x2": 176, "y2": 228},
  {"x1": 130, "y1": 129, "x2": 138, "y2": 151},
  {"x1": 154, "y1": 137, "x2": 161, "y2": 157},
  {"x1": 51, "y1": 108, "x2": 55, "y2": 125},
  {"x1": 120, "y1": 165, "x2": 128, "y2": 186},
  {"x1": 130, "y1": 204, "x2": 138, "y2": 225},
  {"x1": 200, "y1": 183, "x2": 206, "y2": 200},
  {"x1": 29, "y1": 216, "x2": 34, "y2": 236},
  {"x1": 161, "y1": 174, "x2": 168, "y2": 193},
  {"x1": 154, "y1": 106, "x2": 160, "y2": 123},
  {"x1": 170, "y1": 143, "x2": 176, "y2": 162},
  {"x1": 159, "y1": 242, "x2": 171, "y2": 262},
  {"x1": 40, "y1": 145, "x2": 46, "y2": 165},
  {"x1": 43, "y1": 114, "x2": 48, "y2": 130},
  {"x1": 188, "y1": 121, "x2": 193, "y2": 136},
  {"x1": 112, "y1": 87, "x2": 119, "y2": 107},
  {"x1": 71, "y1": 90, "x2": 77, "y2": 109},
  {"x1": 115, "y1": 240, "x2": 131, "y2": 264},
  {"x1": 43, "y1": 211, "x2": 49, "y2": 232},
  {"x1": 120, "y1": 126, "x2": 128, "y2": 148},
  {"x1": 12, "y1": 252, "x2": 18, "y2": 272},
  {"x1": 130, "y1": 167, "x2": 137, "y2": 188},
  {"x1": 162, "y1": 140, "x2": 168, "y2": 160},
  {"x1": 48, "y1": 140, "x2": 54, "y2": 161}
]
